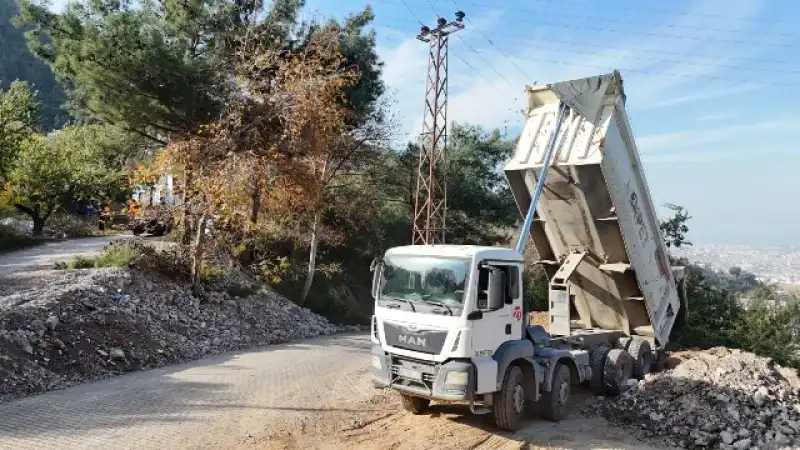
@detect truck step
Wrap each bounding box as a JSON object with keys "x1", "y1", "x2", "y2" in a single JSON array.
[{"x1": 470, "y1": 406, "x2": 491, "y2": 415}]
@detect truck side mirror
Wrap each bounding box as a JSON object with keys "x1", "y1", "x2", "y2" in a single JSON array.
[{"x1": 487, "y1": 268, "x2": 506, "y2": 310}]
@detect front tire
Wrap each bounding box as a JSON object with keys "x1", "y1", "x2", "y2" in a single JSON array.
[
  {"x1": 400, "y1": 394, "x2": 430, "y2": 414},
  {"x1": 493, "y1": 365, "x2": 527, "y2": 431},
  {"x1": 538, "y1": 363, "x2": 571, "y2": 422}
]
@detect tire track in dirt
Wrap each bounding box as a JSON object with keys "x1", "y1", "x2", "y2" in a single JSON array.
[{"x1": 253, "y1": 389, "x2": 673, "y2": 450}]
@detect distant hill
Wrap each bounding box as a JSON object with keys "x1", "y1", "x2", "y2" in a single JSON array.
[{"x1": 0, "y1": 0, "x2": 67, "y2": 131}]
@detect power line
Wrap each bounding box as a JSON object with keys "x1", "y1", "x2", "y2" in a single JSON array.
[
  {"x1": 322, "y1": 6, "x2": 800, "y2": 69},
  {"x1": 496, "y1": 41, "x2": 800, "y2": 76},
  {"x1": 398, "y1": 0, "x2": 426, "y2": 24},
  {"x1": 421, "y1": 0, "x2": 517, "y2": 94},
  {"x1": 384, "y1": 0, "x2": 800, "y2": 49},
  {"x1": 449, "y1": 0, "x2": 534, "y2": 82},
  {"x1": 343, "y1": 14, "x2": 800, "y2": 80},
  {"x1": 417, "y1": 0, "x2": 800, "y2": 27}
]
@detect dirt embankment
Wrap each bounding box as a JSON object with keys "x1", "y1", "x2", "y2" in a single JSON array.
[{"x1": 0, "y1": 267, "x2": 358, "y2": 403}]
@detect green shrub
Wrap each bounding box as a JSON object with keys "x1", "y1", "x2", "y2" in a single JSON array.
[
  {"x1": 67, "y1": 255, "x2": 98, "y2": 269},
  {"x1": 732, "y1": 287, "x2": 800, "y2": 369},
  {"x1": 674, "y1": 266, "x2": 744, "y2": 349},
  {"x1": 93, "y1": 242, "x2": 138, "y2": 267}
]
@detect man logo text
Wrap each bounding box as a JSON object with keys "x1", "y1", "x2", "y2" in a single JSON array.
[{"x1": 398, "y1": 335, "x2": 426, "y2": 347}]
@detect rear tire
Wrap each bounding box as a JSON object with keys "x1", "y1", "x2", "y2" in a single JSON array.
[
  {"x1": 628, "y1": 339, "x2": 653, "y2": 379},
  {"x1": 400, "y1": 395, "x2": 430, "y2": 414},
  {"x1": 538, "y1": 363, "x2": 571, "y2": 422},
  {"x1": 589, "y1": 344, "x2": 611, "y2": 396},
  {"x1": 493, "y1": 365, "x2": 527, "y2": 431},
  {"x1": 604, "y1": 348, "x2": 633, "y2": 396}
]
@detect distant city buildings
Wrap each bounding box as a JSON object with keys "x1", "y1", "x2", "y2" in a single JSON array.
[{"x1": 673, "y1": 245, "x2": 800, "y2": 285}]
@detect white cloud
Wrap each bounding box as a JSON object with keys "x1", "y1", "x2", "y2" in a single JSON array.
[
  {"x1": 637, "y1": 119, "x2": 794, "y2": 152},
  {"x1": 695, "y1": 111, "x2": 740, "y2": 123}
]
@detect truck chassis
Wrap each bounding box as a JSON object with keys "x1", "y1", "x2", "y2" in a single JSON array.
[{"x1": 373, "y1": 323, "x2": 660, "y2": 431}]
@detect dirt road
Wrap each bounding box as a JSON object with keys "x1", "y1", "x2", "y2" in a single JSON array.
[
  {"x1": 0, "y1": 333, "x2": 671, "y2": 450},
  {"x1": 0, "y1": 235, "x2": 131, "y2": 275}
]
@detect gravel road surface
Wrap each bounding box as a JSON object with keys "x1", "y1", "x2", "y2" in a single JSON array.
[
  {"x1": 0, "y1": 334, "x2": 376, "y2": 450},
  {"x1": 0, "y1": 331, "x2": 670, "y2": 450},
  {"x1": 0, "y1": 235, "x2": 132, "y2": 275}
]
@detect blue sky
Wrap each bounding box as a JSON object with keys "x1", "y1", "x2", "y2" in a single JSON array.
[{"x1": 49, "y1": 0, "x2": 800, "y2": 247}]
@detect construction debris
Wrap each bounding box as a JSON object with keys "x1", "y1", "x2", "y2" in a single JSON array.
[
  {"x1": 586, "y1": 347, "x2": 800, "y2": 449},
  {"x1": 0, "y1": 267, "x2": 359, "y2": 403}
]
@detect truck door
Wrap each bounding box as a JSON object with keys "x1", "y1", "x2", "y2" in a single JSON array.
[{"x1": 470, "y1": 261, "x2": 524, "y2": 358}]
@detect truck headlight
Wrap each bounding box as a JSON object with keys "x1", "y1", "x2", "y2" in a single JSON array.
[
  {"x1": 371, "y1": 355, "x2": 382, "y2": 370},
  {"x1": 445, "y1": 371, "x2": 468, "y2": 385}
]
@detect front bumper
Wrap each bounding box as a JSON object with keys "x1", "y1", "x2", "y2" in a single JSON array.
[{"x1": 371, "y1": 345, "x2": 475, "y2": 402}]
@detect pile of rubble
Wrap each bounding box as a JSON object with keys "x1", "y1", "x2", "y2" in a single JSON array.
[
  {"x1": 587, "y1": 347, "x2": 800, "y2": 449},
  {"x1": 0, "y1": 267, "x2": 360, "y2": 403}
]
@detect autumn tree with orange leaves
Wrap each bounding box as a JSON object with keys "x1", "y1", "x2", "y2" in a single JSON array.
[{"x1": 147, "y1": 27, "x2": 389, "y2": 298}]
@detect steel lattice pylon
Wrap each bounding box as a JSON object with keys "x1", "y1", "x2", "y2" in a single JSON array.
[{"x1": 412, "y1": 13, "x2": 465, "y2": 245}]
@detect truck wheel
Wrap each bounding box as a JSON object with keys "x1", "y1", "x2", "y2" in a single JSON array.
[
  {"x1": 589, "y1": 344, "x2": 611, "y2": 396},
  {"x1": 538, "y1": 363, "x2": 570, "y2": 422},
  {"x1": 628, "y1": 339, "x2": 653, "y2": 379},
  {"x1": 603, "y1": 348, "x2": 633, "y2": 396},
  {"x1": 400, "y1": 394, "x2": 430, "y2": 414},
  {"x1": 493, "y1": 365, "x2": 527, "y2": 431}
]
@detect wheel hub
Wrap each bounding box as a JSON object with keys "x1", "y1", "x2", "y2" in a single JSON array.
[{"x1": 512, "y1": 384, "x2": 525, "y2": 414}]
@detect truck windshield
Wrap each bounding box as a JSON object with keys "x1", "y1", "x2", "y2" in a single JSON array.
[{"x1": 378, "y1": 255, "x2": 470, "y2": 313}]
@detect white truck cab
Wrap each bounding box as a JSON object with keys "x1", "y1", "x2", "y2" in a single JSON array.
[{"x1": 370, "y1": 244, "x2": 572, "y2": 430}]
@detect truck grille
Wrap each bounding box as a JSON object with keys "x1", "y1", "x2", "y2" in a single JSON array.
[{"x1": 383, "y1": 322, "x2": 448, "y2": 354}]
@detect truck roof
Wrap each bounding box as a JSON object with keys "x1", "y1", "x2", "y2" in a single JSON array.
[{"x1": 385, "y1": 245, "x2": 523, "y2": 262}]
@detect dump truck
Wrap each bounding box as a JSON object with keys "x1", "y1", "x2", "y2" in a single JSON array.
[{"x1": 369, "y1": 71, "x2": 688, "y2": 431}]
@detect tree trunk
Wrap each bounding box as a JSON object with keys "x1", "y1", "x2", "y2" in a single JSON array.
[
  {"x1": 31, "y1": 216, "x2": 45, "y2": 237},
  {"x1": 299, "y1": 210, "x2": 321, "y2": 306},
  {"x1": 191, "y1": 214, "x2": 207, "y2": 296},
  {"x1": 250, "y1": 173, "x2": 261, "y2": 225},
  {"x1": 14, "y1": 203, "x2": 45, "y2": 237},
  {"x1": 181, "y1": 168, "x2": 194, "y2": 245}
]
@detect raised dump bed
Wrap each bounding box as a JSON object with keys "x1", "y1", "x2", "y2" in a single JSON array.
[{"x1": 504, "y1": 71, "x2": 686, "y2": 347}]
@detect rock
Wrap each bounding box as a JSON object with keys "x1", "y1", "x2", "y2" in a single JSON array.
[
  {"x1": 109, "y1": 348, "x2": 126, "y2": 361},
  {"x1": 583, "y1": 347, "x2": 800, "y2": 450},
  {"x1": 45, "y1": 315, "x2": 59, "y2": 331},
  {"x1": 722, "y1": 431, "x2": 736, "y2": 445},
  {"x1": 29, "y1": 319, "x2": 46, "y2": 336},
  {"x1": 0, "y1": 263, "x2": 344, "y2": 404},
  {"x1": 774, "y1": 432, "x2": 790, "y2": 446}
]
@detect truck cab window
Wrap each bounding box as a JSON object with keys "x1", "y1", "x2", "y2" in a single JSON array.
[{"x1": 477, "y1": 265, "x2": 519, "y2": 309}]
